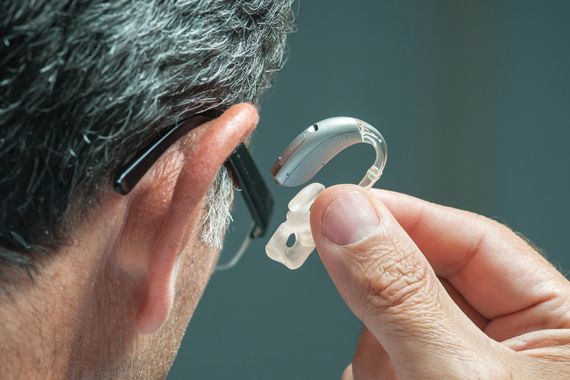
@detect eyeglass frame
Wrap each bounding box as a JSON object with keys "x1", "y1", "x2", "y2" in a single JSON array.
[{"x1": 112, "y1": 108, "x2": 274, "y2": 270}]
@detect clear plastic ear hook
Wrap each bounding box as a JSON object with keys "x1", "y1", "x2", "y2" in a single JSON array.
[{"x1": 265, "y1": 117, "x2": 387, "y2": 269}]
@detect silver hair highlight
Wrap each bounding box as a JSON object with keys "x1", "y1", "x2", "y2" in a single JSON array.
[{"x1": 198, "y1": 167, "x2": 235, "y2": 249}]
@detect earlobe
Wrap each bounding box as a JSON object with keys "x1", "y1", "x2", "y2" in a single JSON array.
[
  {"x1": 135, "y1": 256, "x2": 181, "y2": 334},
  {"x1": 112, "y1": 103, "x2": 258, "y2": 335}
]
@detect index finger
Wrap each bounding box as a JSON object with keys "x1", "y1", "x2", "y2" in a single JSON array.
[{"x1": 373, "y1": 189, "x2": 569, "y2": 320}]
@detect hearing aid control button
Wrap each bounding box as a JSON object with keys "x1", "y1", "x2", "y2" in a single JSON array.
[{"x1": 307, "y1": 124, "x2": 318, "y2": 133}]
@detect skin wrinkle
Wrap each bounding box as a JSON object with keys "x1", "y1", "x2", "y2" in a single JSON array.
[
  {"x1": 440, "y1": 277, "x2": 490, "y2": 330},
  {"x1": 338, "y1": 213, "x2": 433, "y2": 320},
  {"x1": 488, "y1": 290, "x2": 570, "y2": 341},
  {"x1": 362, "y1": 241, "x2": 429, "y2": 314},
  {"x1": 326, "y1": 196, "x2": 445, "y2": 342},
  {"x1": 447, "y1": 217, "x2": 489, "y2": 280}
]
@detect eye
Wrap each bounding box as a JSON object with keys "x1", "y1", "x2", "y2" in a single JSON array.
[{"x1": 307, "y1": 124, "x2": 318, "y2": 132}]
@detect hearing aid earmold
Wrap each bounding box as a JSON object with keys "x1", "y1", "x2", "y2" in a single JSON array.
[{"x1": 265, "y1": 117, "x2": 387, "y2": 269}]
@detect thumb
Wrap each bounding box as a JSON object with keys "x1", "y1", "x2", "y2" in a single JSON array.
[{"x1": 310, "y1": 185, "x2": 501, "y2": 377}]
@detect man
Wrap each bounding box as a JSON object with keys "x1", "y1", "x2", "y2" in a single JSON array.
[
  {"x1": 2, "y1": 1, "x2": 570, "y2": 380},
  {"x1": 0, "y1": 1, "x2": 294, "y2": 378}
]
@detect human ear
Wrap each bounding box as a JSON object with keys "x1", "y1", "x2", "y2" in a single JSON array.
[{"x1": 109, "y1": 103, "x2": 258, "y2": 334}]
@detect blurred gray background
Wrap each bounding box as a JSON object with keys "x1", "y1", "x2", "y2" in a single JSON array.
[{"x1": 170, "y1": 1, "x2": 570, "y2": 378}]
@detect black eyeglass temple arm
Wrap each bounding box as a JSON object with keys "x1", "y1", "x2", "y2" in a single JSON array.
[
  {"x1": 114, "y1": 110, "x2": 222, "y2": 195},
  {"x1": 226, "y1": 143, "x2": 274, "y2": 238},
  {"x1": 112, "y1": 110, "x2": 273, "y2": 242}
]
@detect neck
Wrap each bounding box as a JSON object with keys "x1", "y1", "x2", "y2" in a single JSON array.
[
  {"x1": 0, "y1": 260, "x2": 87, "y2": 378},
  {"x1": 0, "y1": 216, "x2": 132, "y2": 379}
]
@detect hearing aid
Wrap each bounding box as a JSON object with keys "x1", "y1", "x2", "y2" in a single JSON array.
[{"x1": 266, "y1": 117, "x2": 387, "y2": 269}]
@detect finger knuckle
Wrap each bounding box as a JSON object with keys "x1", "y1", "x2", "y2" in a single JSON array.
[
  {"x1": 475, "y1": 213, "x2": 518, "y2": 241},
  {"x1": 479, "y1": 214, "x2": 546, "y2": 257},
  {"x1": 358, "y1": 239, "x2": 430, "y2": 312}
]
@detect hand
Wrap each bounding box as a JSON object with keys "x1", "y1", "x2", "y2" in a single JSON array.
[{"x1": 309, "y1": 185, "x2": 570, "y2": 379}]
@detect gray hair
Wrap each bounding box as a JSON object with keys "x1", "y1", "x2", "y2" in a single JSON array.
[
  {"x1": 198, "y1": 167, "x2": 234, "y2": 249},
  {"x1": 0, "y1": 0, "x2": 294, "y2": 281}
]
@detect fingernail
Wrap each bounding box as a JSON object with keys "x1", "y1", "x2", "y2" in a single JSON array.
[{"x1": 322, "y1": 191, "x2": 380, "y2": 245}]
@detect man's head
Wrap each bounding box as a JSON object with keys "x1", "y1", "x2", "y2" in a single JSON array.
[{"x1": 0, "y1": 1, "x2": 293, "y2": 378}]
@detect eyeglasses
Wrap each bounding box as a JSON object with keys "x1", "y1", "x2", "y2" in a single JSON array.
[{"x1": 113, "y1": 109, "x2": 274, "y2": 270}]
